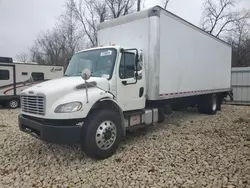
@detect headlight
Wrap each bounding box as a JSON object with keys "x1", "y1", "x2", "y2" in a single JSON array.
[{"x1": 54, "y1": 102, "x2": 82, "y2": 113}]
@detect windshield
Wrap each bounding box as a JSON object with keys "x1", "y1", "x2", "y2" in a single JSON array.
[{"x1": 65, "y1": 48, "x2": 117, "y2": 79}]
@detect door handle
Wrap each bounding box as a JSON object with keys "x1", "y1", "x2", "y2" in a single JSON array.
[
  {"x1": 139, "y1": 87, "x2": 144, "y2": 97},
  {"x1": 122, "y1": 81, "x2": 127, "y2": 85}
]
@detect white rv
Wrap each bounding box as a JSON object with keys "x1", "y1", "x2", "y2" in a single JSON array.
[
  {"x1": 0, "y1": 58, "x2": 64, "y2": 109},
  {"x1": 18, "y1": 6, "x2": 232, "y2": 160}
]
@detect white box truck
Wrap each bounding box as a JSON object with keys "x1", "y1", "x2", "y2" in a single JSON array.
[
  {"x1": 18, "y1": 6, "x2": 232, "y2": 159},
  {"x1": 0, "y1": 57, "x2": 64, "y2": 109}
]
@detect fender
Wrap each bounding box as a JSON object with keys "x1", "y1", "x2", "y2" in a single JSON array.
[{"x1": 92, "y1": 97, "x2": 126, "y2": 137}]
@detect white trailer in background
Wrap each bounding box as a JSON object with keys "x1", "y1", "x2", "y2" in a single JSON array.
[
  {"x1": 0, "y1": 58, "x2": 64, "y2": 108},
  {"x1": 18, "y1": 6, "x2": 232, "y2": 159}
]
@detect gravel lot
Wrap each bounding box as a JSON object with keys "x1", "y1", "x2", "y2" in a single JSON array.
[{"x1": 0, "y1": 105, "x2": 250, "y2": 188}]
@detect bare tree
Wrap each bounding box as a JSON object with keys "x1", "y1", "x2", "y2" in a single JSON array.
[
  {"x1": 30, "y1": 45, "x2": 45, "y2": 64},
  {"x1": 30, "y1": 0, "x2": 85, "y2": 68},
  {"x1": 68, "y1": 0, "x2": 135, "y2": 47},
  {"x1": 200, "y1": 0, "x2": 250, "y2": 67},
  {"x1": 163, "y1": 0, "x2": 170, "y2": 9},
  {"x1": 68, "y1": 0, "x2": 106, "y2": 47},
  {"x1": 230, "y1": 19, "x2": 250, "y2": 67},
  {"x1": 137, "y1": 0, "x2": 147, "y2": 11},
  {"x1": 29, "y1": 0, "x2": 137, "y2": 67},
  {"x1": 137, "y1": 0, "x2": 141, "y2": 11},
  {"x1": 16, "y1": 53, "x2": 29, "y2": 63},
  {"x1": 106, "y1": 0, "x2": 136, "y2": 18},
  {"x1": 59, "y1": 0, "x2": 84, "y2": 60},
  {"x1": 30, "y1": 26, "x2": 73, "y2": 67},
  {"x1": 201, "y1": 0, "x2": 250, "y2": 38}
]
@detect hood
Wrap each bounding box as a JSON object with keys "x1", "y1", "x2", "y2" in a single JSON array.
[{"x1": 21, "y1": 76, "x2": 110, "y2": 96}]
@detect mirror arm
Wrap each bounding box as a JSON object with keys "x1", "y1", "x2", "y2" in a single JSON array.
[
  {"x1": 84, "y1": 79, "x2": 89, "y2": 103},
  {"x1": 81, "y1": 69, "x2": 91, "y2": 103}
]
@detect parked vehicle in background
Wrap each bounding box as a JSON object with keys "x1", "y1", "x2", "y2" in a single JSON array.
[
  {"x1": 0, "y1": 57, "x2": 64, "y2": 109},
  {"x1": 18, "y1": 6, "x2": 232, "y2": 159}
]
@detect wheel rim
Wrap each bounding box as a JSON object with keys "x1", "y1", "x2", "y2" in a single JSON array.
[
  {"x1": 212, "y1": 96, "x2": 217, "y2": 111},
  {"x1": 96, "y1": 120, "x2": 117, "y2": 150},
  {"x1": 10, "y1": 100, "x2": 18, "y2": 108}
]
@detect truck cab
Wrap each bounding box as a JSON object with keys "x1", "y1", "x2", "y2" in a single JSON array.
[
  {"x1": 18, "y1": 46, "x2": 155, "y2": 160},
  {"x1": 64, "y1": 46, "x2": 146, "y2": 112}
]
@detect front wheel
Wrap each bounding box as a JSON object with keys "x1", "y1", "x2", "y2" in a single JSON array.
[{"x1": 81, "y1": 109, "x2": 122, "y2": 160}]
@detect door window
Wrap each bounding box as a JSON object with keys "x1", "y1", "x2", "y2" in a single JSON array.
[
  {"x1": 31, "y1": 72, "x2": 44, "y2": 81},
  {"x1": 0, "y1": 70, "x2": 10, "y2": 80},
  {"x1": 119, "y1": 52, "x2": 136, "y2": 79}
]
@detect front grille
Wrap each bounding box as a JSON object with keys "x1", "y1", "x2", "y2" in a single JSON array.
[{"x1": 21, "y1": 95, "x2": 45, "y2": 115}]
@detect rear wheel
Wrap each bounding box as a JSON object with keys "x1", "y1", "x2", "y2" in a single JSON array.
[
  {"x1": 198, "y1": 94, "x2": 217, "y2": 115},
  {"x1": 158, "y1": 108, "x2": 165, "y2": 123},
  {"x1": 217, "y1": 95, "x2": 223, "y2": 111},
  {"x1": 81, "y1": 109, "x2": 122, "y2": 160}
]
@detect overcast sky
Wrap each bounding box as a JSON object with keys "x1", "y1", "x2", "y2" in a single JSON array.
[{"x1": 0, "y1": 0, "x2": 249, "y2": 59}]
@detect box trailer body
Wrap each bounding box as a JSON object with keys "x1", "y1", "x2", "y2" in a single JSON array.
[
  {"x1": 18, "y1": 6, "x2": 232, "y2": 160},
  {"x1": 0, "y1": 61, "x2": 64, "y2": 108},
  {"x1": 98, "y1": 6, "x2": 232, "y2": 100}
]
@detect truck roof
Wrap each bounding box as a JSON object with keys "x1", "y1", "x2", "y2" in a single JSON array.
[{"x1": 98, "y1": 5, "x2": 231, "y2": 48}]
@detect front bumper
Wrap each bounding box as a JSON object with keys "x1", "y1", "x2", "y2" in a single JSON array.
[{"x1": 18, "y1": 114, "x2": 82, "y2": 144}]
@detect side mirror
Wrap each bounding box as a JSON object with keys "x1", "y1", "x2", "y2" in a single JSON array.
[{"x1": 81, "y1": 69, "x2": 91, "y2": 81}]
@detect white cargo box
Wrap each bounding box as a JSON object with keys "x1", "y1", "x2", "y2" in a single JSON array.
[{"x1": 98, "y1": 6, "x2": 232, "y2": 100}]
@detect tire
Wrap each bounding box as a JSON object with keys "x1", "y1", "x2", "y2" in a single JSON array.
[
  {"x1": 198, "y1": 94, "x2": 217, "y2": 115},
  {"x1": 6, "y1": 98, "x2": 20, "y2": 109},
  {"x1": 198, "y1": 105, "x2": 206, "y2": 114},
  {"x1": 81, "y1": 109, "x2": 122, "y2": 160},
  {"x1": 217, "y1": 96, "x2": 222, "y2": 111},
  {"x1": 158, "y1": 108, "x2": 165, "y2": 123}
]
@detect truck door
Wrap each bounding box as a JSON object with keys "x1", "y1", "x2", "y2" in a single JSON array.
[{"x1": 116, "y1": 51, "x2": 146, "y2": 111}]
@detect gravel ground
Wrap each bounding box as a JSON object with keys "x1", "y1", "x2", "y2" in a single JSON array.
[{"x1": 0, "y1": 105, "x2": 250, "y2": 188}]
